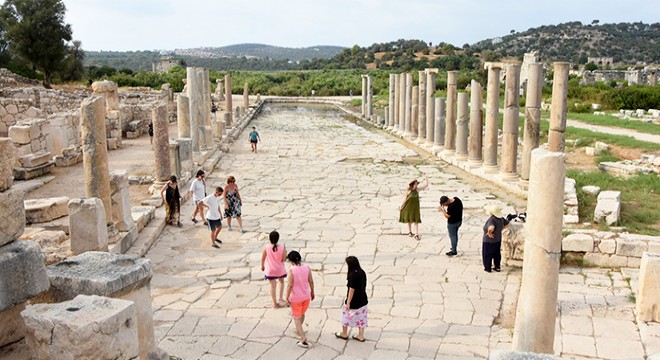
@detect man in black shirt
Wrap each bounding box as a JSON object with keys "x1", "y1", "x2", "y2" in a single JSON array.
[{"x1": 439, "y1": 195, "x2": 463, "y2": 256}]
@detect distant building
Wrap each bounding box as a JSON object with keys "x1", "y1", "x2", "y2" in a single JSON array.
[
  {"x1": 587, "y1": 57, "x2": 614, "y2": 67},
  {"x1": 152, "y1": 57, "x2": 183, "y2": 73}
]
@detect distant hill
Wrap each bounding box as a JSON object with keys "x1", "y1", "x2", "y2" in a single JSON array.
[
  {"x1": 470, "y1": 21, "x2": 660, "y2": 65},
  {"x1": 174, "y1": 44, "x2": 345, "y2": 62}
]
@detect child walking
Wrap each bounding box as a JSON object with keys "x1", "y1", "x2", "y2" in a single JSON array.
[
  {"x1": 261, "y1": 231, "x2": 287, "y2": 308},
  {"x1": 201, "y1": 186, "x2": 224, "y2": 249},
  {"x1": 248, "y1": 126, "x2": 261, "y2": 153},
  {"x1": 286, "y1": 250, "x2": 315, "y2": 348}
]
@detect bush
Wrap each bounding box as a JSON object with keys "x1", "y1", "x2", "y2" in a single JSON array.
[{"x1": 602, "y1": 85, "x2": 660, "y2": 110}]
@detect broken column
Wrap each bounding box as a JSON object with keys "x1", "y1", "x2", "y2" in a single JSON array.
[
  {"x1": 521, "y1": 63, "x2": 543, "y2": 181},
  {"x1": 109, "y1": 170, "x2": 137, "y2": 251},
  {"x1": 417, "y1": 70, "x2": 427, "y2": 143},
  {"x1": 367, "y1": 75, "x2": 373, "y2": 119},
  {"x1": 444, "y1": 71, "x2": 458, "y2": 155},
  {"x1": 91, "y1": 80, "x2": 119, "y2": 111},
  {"x1": 224, "y1": 74, "x2": 233, "y2": 127},
  {"x1": 0, "y1": 138, "x2": 16, "y2": 192},
  {"x1": 243, "y1": 82, "x2": 249, "y2": 110},
  {"x1": 455, "y1": 92, "x2": 469, "y2": 161},
  {"x1": 468, "y1": 80, "x2": 484, "y2": 167},
  {"x1": 425, "y1": 69, "x2": 438, "y2": 145},
  {"x1": 389, "y1": 73, "x2": 396, "y2": 130},
  {"x1": 169, "y1": 142, "x2": 181, "y2": 181},
  {"x1": 636, "y1": 252, "x2": 660, "y2": 322},
  {"x1": 433, "y1": 98, "x2": 445, "y2": 152},
  {"x1": 152, "y1": 103, "x2": 171, "y2": 183},
  {"x1": 80, "y1": 96, "x2": 113, "y2": 225},
  {"x1": 41, "y1": 251, "x2": 168, "y2": 360},
  {"x1": 500, "y1": 64, "x2": 521, "y2": 181},
  {"x1": 68, "y1": 198, "x2": 109, "y2": 254},
  {"x1": 548, "y1": 62, "x2": 570, "y2": 152},
  {"x1": 22, "y1": 295, "x2": 140, "y2": 360},
  {"x1": 484, "y1": 64, "x2": 502, "y2": 172},
  {"x1": 177, "y1": 94, "x2": 190, "y2": 139},
  {"x1": 215, "y1": 79, "x2": 225, "y2": 101},
  {"x1": 513, "y1": 148, "x2": 565, "y2": 354}
]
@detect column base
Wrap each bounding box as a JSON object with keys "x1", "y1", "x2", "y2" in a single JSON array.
[
  {"x1": 468, "y1": 159, "x2": 484, "y2": 168},
  {"x1": 455, "y1": 153, "x2": 468, "y2": 161},
  {"x1": 416, "y1": 137, "x2": 426, "y2": 145},
  {"x1": 483, "y1": 164, "x2": 499, "y2": 173},
  {"x1": 518, "y1": 179, "x2": 530, "y2": 190},
  {"x1": 432, "y1": 145, "x2": 444, "y2": 155},
  {"x1": 443, "y1": 149, "x2": 456, "y2": 156},
  {"x1": 499, "y1": 172, "x2": 520, "y2": 182}
]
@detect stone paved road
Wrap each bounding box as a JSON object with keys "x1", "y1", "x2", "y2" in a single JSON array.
[{"x1": 147, "y1": 103, "x2": 658, "y2": 360}]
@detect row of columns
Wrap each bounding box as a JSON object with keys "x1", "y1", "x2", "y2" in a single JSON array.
[{"x1": 383, "y1": 63, "x2": 570, "y2": 354}]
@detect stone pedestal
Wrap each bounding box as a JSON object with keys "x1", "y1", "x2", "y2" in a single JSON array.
[
  {"x1": 177, "y1": 94, "x2": 190, "y2": 139},
  {"x1": 0, "y1": 240, "x2": 49, "y2": 347},
  {"x1": 0, "y1": 187, "x2": 26, "y2": 246},
  {"x1": 152, "y1": 104, "x2": 171, "y2": 182},
  {"x1": 455, "y1": 92, "x2": 469, "y2": 161},
  {"x1": 42, "y1": 252, "x2": 166, "y2": 360},
  {"x1": 22, "y1": 294, "x2": 140, "y2": 360},
  {"x1": 110, "y1": 170, "x2": 134, "y2": 232},
  {"x1": 417, "y1": 70, "x2": 427, "y2": 143},
  {"x1": 522, "y1": 63, "x2": 543, "y2": 181},
  {"x1": 0, "y1": 138, "x2": 16, "y2": 191},
  {"x1": 444, "y1": 71, "x2": 458, "y2": 155},
  {"x1": 500, "y1": 64, "x2": 521, "y2": 181},
  {"x1": 484, "y1": 64, "x2": 502, "y2": 172},
  {"x1": 425, "y1": 69, "x2": 438, "y2": 145},
  {"x1": 637, "y1": 252, "x2": 660, "y2": 322},
  {"x1": 80, "y1": 96, "x2": 112, "y2": 225},
  {"x1": 513, "y1": 149, "x2": 565, "y2": 353},
  {"x1": 468, "y1": 80, "x2": 484, "y2": 167},
  {"x1": 433, "y1": 98, "x2": 445, "y2": 152},
  {"x1": 548, "y1": 62, "x2": 570, "y2": 153},
  {"x1": 224, "y1": 74, "x2": 233, "y2": 127},
  {"x1": 68, "y1": 198, "x2": 109, "y2": 254},
  {"x1": 223, "y1": 112, "x2": 232, "y2": 129},
  {"x1": 388, "y1": 74, "x2": 396, "y2": 129}
]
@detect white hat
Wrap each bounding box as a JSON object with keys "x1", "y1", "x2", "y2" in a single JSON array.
[{"x1": 485, "y1": 204, "x2": 503, "y2": 218}]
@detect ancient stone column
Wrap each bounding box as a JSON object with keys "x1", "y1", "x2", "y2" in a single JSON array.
[
  {"x1": 186, "y1": 67, "x2": 202, "y2": 151},
  {"x1": 468, "y1": 80, "x2": 484, "y2": 167},
  {"x1": 500, "y1": 64, "x2": 521, "y2": 180},
  {"x1": 425, "y1": 69, "x2": 438, "y2": 145},
  {"x1": 398, "y1": 73, "x2": 406, "y2": 135},
  {"x1": 152, "y1": 103, "x2": 171, "y2": 182},
  {"x1": 404, "y1": 73, "x2": 413, "y2": 136},
  {"x1": 80, "y1": 96, "x2": 112, "y2": 225},
  {"x1": 0, "y1": 138, "x2": 16, "y2": 192},
  {"x1": 548, "y1": 62, "x2": 570, "y2": 152},
  {"x1": 484, "y1": 64, "x2": 502, "y2": 172},
  {"x1": 513, "y1": 148, "x2": 565, "y2": 354},
  {"x1": 417, "y1": 70, "x2": 427, "y2": 143},
  {"x1": 176, "y1": 94, "x2": 190, "y2": 139},
  {"x1": 433, "y1": 98, "x2": 445, "y2": 152},
  {"x1": 215, "y1": 79, "x2": 225, "y2": 101},
  {"x1": 361, "y1": 75, "x2": 368, "y2": 117},
  {"x1": 224, "y1": 74, "x2": 233, "y2": 127},
  {"x1": 521, "y1": 63, "x2": 544, "y2": 181},
  {"x1": 455, "y1": 92, "x2": 469, "y2": 161},
  {"x1": 367, "y1": 75, "x2": 373, "y2": 119},
  {"x1": 637, "y1": 252, "x2": 660, "y2": 322},
  {"x1": 203, "y1": 69, "x2": 214, "y2": 148},
  {"x1": 411, "y1": 85, "x2": 419, "y2": 138},
  {"x1": 383, "y1": 107, "x2": 388, "y2": 127},
  {"x1": 444, "y1": 71, "x2": 458, "y2": 155},
  {"x1": 243, "y1": 82, "x2": 249, "y2": 110},
  {"x1": 389, "y1": 73, "x2": 396, "y2": 129}
]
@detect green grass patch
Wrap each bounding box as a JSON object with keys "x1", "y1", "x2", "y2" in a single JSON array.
[
  {"x1": 595, "y1": 150, "x2": 621, "y2": 164},
  {"x1": 568, "y1": 170, "x2": 660, "y2": 235},
  {"x1": 348, "y1": 99, "x2": 362, "y2": 107},
  {"x1": 562, "y1": 112, "x2": 660, "y2": 136}
]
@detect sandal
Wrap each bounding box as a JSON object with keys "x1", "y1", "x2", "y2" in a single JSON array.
[
  {"x1": 296, "y1": 341, "x2": 310, "y2": 348},
  {"x1": 407, "y1": 232, "x2": 413, "y2": 237},
  {"x1": 334, "y1": 332, "x2": 348, "y2": 340},
  {"x1": 352, "y1": 335, "x2": 366, "y2": 342},
  {"x1": 414, "y1": 234, "x2": 420, "y2": 240}
]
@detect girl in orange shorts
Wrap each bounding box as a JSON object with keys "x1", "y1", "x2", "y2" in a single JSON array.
[{"x1": 285, "y1": 250, "x2": 315, "y2": 348}]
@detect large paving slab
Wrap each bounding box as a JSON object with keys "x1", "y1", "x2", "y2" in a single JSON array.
[{"x1": 146, "y1": 103, "x2": 659, "y2": 359}]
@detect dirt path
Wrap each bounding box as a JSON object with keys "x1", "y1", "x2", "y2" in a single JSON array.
[{"x1": 567, "y1": 119, "x2": 660, "y2": 144}]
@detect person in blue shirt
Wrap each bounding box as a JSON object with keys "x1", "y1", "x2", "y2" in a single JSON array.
[{"x1": 249, "y1": 127, "x2": 261, "y2": 153}]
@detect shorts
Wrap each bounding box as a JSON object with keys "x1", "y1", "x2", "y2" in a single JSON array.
[
  {"x1": 207, "y1": 218, "x2": 222, "y2": 231},
  {"x1": 194, "y1": 199, "x2": 201, "y2": 206},
  {"x1": 290, "y1": 299, "x2": 310, "y2": 318},
  {"x1": 250, "y1": 140, "x2": 258, "y2": 144},
  {"x1": 264, "y1": 274, "x2": 287, "y2": 280}
]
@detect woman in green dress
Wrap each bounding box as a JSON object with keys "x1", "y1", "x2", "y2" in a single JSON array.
[{"x1": 399, "y1": 174, "x2": 428, "y2": 240}]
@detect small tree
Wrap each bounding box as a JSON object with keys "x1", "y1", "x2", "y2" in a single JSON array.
[
  {"x1": 0, "y1": 0, "x2": 73, "y2": 88},
  {"x1": 584, "y1": 62, "x2": 598, "y2": 71}
]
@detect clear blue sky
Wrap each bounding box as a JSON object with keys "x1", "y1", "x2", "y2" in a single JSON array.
[{"x1": 59, "y1": 0, "x2": 660, "y2": 51}]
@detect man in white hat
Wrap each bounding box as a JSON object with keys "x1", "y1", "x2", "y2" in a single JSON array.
[{"x1": 482, "y1": 204, "x2": 509, "y2": 273}]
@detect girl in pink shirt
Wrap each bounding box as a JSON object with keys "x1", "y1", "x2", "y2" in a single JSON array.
[
  {"x1": 261, "y1": 231, "x2": 287, "y2": 308},
  {"x1": 285, "y1": 250, "x2": 315, "y2": 349}
]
